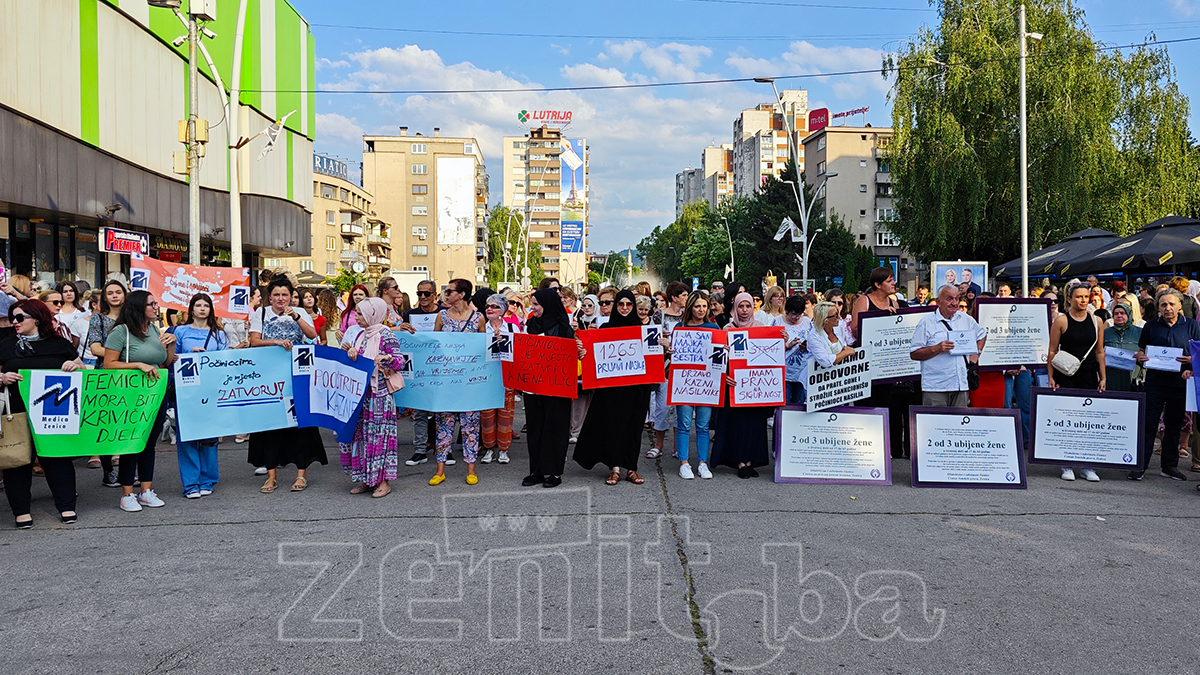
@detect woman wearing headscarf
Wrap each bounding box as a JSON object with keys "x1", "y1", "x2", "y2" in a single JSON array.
[
  {"x1": 577, "y1": 294, "x2": 600, "y2": 331},
  {"x1": 522, "y1": 288, "x2": 579, "y2": 488},
  {"x1": 574, "y1": 290, "x2": 654, "y2": 485},
  {"x1": 1103, "y1": 303, "x2": 1143, "y2": 394},
  {"x1": 481, "y1": 293, "x2": 518, "y2": 465},
  {"x1": 709, "y1": 292, "x2": 776, "y2": 478},
  {"x1": 340, "y1": 297, "x2": 405, "y2": 498}
]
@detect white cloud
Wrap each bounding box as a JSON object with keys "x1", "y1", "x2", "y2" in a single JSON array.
[
  {"x1": 316, "y1": 57, "x2": 351, "y2": 71},
  {"x1": 1171, "y1": 0, "x2": 1199, "y2": 16},
  {"x1": 725, "y1": 41, "x2": 890, "y2": 100},
  {"x1": 316, "y1": 112, "x2": 364, "y2": 143}
]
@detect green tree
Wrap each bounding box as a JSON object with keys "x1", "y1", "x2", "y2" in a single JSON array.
[
  {"x1": 588, "y1": 251, "x2": 630, "y2": 287},
  {"x1": 884, "y1": 0, "x2": 1199, "y2": 263},
  {"x1": 329, "y1": 268, "x2": 365, "y2": 294},
  {"x1": 485, "y1": 205, "x2": 542, "y2": 288}
]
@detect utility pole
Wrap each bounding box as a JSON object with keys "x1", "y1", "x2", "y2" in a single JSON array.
[
  {"x1": 1019, "y1": 4, "x2": 1042, "y2": 297},
  {"x1": 187, "y1": 10, "x2": 200, "y2": 265},
  {"x1": 228, "y1": 0, "x2": 248, "y2": 269}
]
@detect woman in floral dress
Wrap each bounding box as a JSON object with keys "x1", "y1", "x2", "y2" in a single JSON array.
[{"x1": 341, "y1": 297, "x2": 405, "y2": 498}]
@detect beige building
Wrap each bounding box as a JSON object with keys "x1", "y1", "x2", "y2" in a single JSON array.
[
  {"x1": 501, "y1": 126, "x2": 589, "y2": 285},
  {"x1": 801, "y1": 125, "x2": 913, "y2": 287},
  {"x1": 272, "y1": 155, "x2": 392, "y2": 281},
  {"x1": 732, "y1": 89, "x2": 808, "y2": 198},
  {"x1": 362, "y1": 128, "x2": 489, "y2": 287},
  {"x1": 702, "y1": 144, "x2": 733, "y2": 207}
]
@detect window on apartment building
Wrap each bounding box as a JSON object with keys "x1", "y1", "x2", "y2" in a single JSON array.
[
  {"x1": 546, "y1": 193, "x2": 560, "y2": 199},
  {"x1": 321, "y1": 184, "x2": 336, "y2": 199},
  {"x1": 530, "y1": 141, "x2": 540, "y2": 148},
  {"x1": 878, "y1": 137, "x2": 890, "y2": 148},
  {"x1": 412, "y1": 143, "x2": 428, "y2": 154},
  {"x1": 340, "y1": 189, "x2": 350, "y2": 202},
  {"x1": 877, "y1": 159, "x2": 890, "y2": 173},
  {"x1": 412, "y1": 184, "x2": 428, "y2": 194},
  {"x1": 512, "y1": 168, "x2": 525, "y2": 175},
  {"x1": 861, "y1": 135, "x2": 868, "y2": 141},
  {"x1": 859, "y1": 234, "x2": 867, "y2": 241},
  {"x1": 547, "y1": 141, "x2": 559, "y2": 148},
  {"x1": 412, "y1": 164, "x2": 428, "y2": 175},
  {"x1": 817, "y1": 161, "x2": 826, "y2": 175},
  {"x1": 464, "y1": 143, "x2": 475, "y2": 154},
  {"x1": 877, "y1": 208, "x2": 897, "y2": 221},
  {"x1": 299, "y1": 260, "x2": 313, "y2": 272},
  {"x1": 326, "y1": 236, "x2": 336, "y2": 250},
  {"x1": 412, "y1": 246, "x2": 429, "y2": 256},
  {"x1": 512, "y1": 141, "x2": 526, "y2": 149},
  {"x1": 412, "y1": 205, "x2": 428, "y2": 216},
  {"x1": 859, "y1": 184, "x2": 868, "y2": 193},
  {"x1": 860, "y1": 209, "x2": 867, "y2": 217},
  {"x1": 877, "y1": 184, "x2": 893, "y2": 197},
  {"x1": 412, "y1": 266, "x2": 429, "y2": 273},
  {"x1": 326, "y1": 210, "x2": 335, "y2": 225},
  {"x1": 860, "y1": 159, "x2": 867, "y2": 167},
  {"x1": 326, "y1": 262, "x2": 336, "y2": 275},
  {"x1": 412, "y1": 226, "x2": 427, "y2": 237},
  {"x1": 876, "y1": 230, "x2": 901, "y2": 247},
  {"x1": 513, "y1": 154, "x2": 523, "y2": 162},
  {"x1": 817, "y1": 137, "x2": 826, "y2": 151}
]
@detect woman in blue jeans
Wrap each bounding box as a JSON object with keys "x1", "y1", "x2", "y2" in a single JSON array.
[
  {"x1": 171, "y1": 293, "x2": 229, "y2": 498},
  {"x1": 670, "y1": 291, "x2": 718, "y2": 479}
]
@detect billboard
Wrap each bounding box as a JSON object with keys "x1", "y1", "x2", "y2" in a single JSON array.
[
  {"x1": 436, "y1": 157, "x2": 476, "y2": 246},
  {"x1": 560, "y1": 138, "x2": 586, "y2": 254},
  {"x1": 808, "y1": 108, "x2": 829, "y2": 133}
]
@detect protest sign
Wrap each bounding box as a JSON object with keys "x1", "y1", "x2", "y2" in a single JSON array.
[
  {"x1": 669, "y1": 328, "x2": 716, "y2": 366},
  {"x1": 174, "y1": 346, "x2": 295, "y2": 441},
  {"x1": 667, "y1": 366, "x2": 725, "y2": 407},
  {"x1": 909, "y1": 407, "x2": 1025, "y2": 489},
  {"x1": 774, "y1": 406, "x2": 891, "y2": 484},
  {"x1": 855, "y1": 306, "x2": 932, "y2": 383},
  {"x1": 130, "y1": 258, "x2": 251, "y2": 319},
  {"x1": 1028, "y1": 388, "x2": 1143, "y2": 469},
  {"x1": 731, "y1": 367, "x2": 785, "y2": 406},
  {"x1": 20, "y1": 369, "x2": 168, "y2": 456},
  {"x1": 503, "y1": 334, "x2": 578, "y2": 399},
  {"x1": 727, "y1": 326, "x2": 784, "y2": 406},
  {"x1": 667, "y1": 328, "x2": 727, "y2": 406},
  {"x1": 291, "y1": 345, "x2": 374, "y2": 442},
  {"x1": 804, "y1": 348, "x2": 871, "y2": 412},
  {"x1": 976, "y1": 298, "x2": 1051, "y2": 369},
  {"x1": 580, "y1": 326, "x2": 665, "y2": 389},
  {"x1": 392, "y1": 332, "x2": 504, "y2": 412}
]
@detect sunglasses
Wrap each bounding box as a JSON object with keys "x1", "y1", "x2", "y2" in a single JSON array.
[
  {"x1": 958, "y1": 303, "x2": 968, "y2": 309},
  {"x1": 417, "y1": 291, "x2": 434, "y2": 298},
  {"x1": 10, "y1": 314, "x2": 31, "y2": 323},
  {"x1": 382, "y1": 285, "x2": 398, "y2": 291},
  {"x1": 616, "y1": 301, "x2": 634, "y2": 308},
  {"x1": 833, "y1": 300, "x2": 843, "y2": 306},
  {"x1": 599, "y1": 300, "x2": 613, "y2": 306},
  {"x1": 47, "y1": 300, "x2": 63, "y2": 306},
  {"x1": 508, "y1": 300, "x2": 522, "y2": 306}
]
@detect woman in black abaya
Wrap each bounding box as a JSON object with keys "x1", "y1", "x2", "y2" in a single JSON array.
[
  {"x1": 709, "y1": 292, "x2": 775, "y2": 478},
  {"x1": 521, "y1": 288, "x2": 580, "y2": 489},
  {"x1": 573, "y1": 290, "x2": 654, "y2": 485}
]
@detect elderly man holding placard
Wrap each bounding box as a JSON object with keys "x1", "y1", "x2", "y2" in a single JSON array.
[{"x1": 910, "y1": 285, "x2": 986, "y2": 407}]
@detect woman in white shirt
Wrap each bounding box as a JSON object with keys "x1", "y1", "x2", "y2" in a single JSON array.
[
  {"x1": 779, "y1": 294, "x2": 814, "y2": 405},
  {"x1": 809, "y1": 301, "x2": 856, "y2": 369},
  {"x1": 755, "y1": 285, "x2": 786, "y2": 326}
]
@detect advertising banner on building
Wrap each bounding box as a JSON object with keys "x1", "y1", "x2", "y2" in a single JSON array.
[
  {"x1": 130, "y1": 258, "x2": 252, "y2": 319},
  {"x1": 436, "y1": 156, "x2": 476, "y2": 246},
  {"x1": 560, "y1": 138, "x2": 586, "y2": 254}
]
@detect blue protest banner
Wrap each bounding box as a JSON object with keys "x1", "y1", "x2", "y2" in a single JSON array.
[
  {"x1": 174, "y1": 346, "x2": 295, "y2": 442},
  {"x1": 291, "y1": 345, "x2": 374, "y2": 442},
  {"x1": 392, "y1": 331, "x2": 504, "y2": 412}
]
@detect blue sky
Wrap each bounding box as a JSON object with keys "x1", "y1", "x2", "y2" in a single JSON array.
[{"x1": 291, "y1": 0, "x2": 1200, "y2": 253}]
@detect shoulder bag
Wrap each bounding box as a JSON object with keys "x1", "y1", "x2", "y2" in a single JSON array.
[
  {"x1": 0, "y1": 388, "x2": 33, "y2": 470},
  {"x1": 1051, "y1": 317, "x2": 1099, "y2": 376}
]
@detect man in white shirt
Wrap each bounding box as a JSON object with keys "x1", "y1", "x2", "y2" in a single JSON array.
[{"x1": 910, "y1": 285, "x2": 987, "y2": 407}]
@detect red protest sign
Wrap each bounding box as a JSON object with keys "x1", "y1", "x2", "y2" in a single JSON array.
[
  {"x1": 666, "y1": 328, "x2": 726, "y2": 407},
  {"x1": 580, "y1": 325, "x2": 665, "y2": 389},
  {"x1": 130, "y1": 258, "x2": 251, "y2": 319},
  {"x1": 503, "y1": 334, "x2": 578, "y2": 399},
  {"x1": 725, "y1": 326, "x2": 786, "y2": 407}
]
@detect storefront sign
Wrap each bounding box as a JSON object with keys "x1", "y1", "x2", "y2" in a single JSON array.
[
  {"x1": 313, "y1": 154, "x2": 349, "y2": 181},
  {"x1": 99, "y1": 227, "x2": 148, "y2": 256}
]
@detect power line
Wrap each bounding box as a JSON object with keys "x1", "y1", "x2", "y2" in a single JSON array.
[
  {"x1": 250, "y1": 35, "x2": 1200, "y2": 95},
  {"x1": 679, "y1": 0, "x2": 933, "y2": 10},
  {"x1": 309, "y1": 23, "x2": 905, "y2": 42}
]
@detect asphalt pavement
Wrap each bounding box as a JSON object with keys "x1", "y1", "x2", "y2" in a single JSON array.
[{"x1": 3, "y1": 407, "x2": 1200, "y2": 675}]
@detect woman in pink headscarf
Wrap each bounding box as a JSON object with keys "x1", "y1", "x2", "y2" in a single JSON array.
[
  {"x1": 340, "y1": 297, "x2": 406, "y2": 498},
  {"x1": 710, "y1": 291, "x2": 778, "y2": 478}
]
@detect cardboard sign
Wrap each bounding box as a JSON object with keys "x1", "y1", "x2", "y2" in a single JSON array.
[
  {"x1": 502, "y1": 334, "x2": 579, "y2": 399},
  {"x1": 580, "y1": 326, "x2": 666, "y2": 389},
  {"x1": 174, "y1": 346, "x2": 296, "y2": 441},
  {"x1": 391, "y1": 332, "x2": 505, "y2": 412},
  {"x1": 667, "y1": 366, "x2": 725, "y2": 407},
  {"x1": 130, "y1": 257, "x2": 251, "y2": 319},
  {"x1": 20, "y1": 369, "x2": 168, "y2": 456},
  {"x1": 728, "y1": 326, "x2": 785, "y2": 406},
  {"x1": 731, "y1": 367, "x2": 785, "y2": 406},
  {"x1": 666, "y1": 328, "x2": 727, "y2": 406},
  {"x1": 292, "y1": 345, "x2": 375, "y2": 442}
]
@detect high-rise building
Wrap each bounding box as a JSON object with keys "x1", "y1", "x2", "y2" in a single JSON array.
[
  {"x1": 362, "y1": 128, "x2": 488, "y2": 287},
  {"x1": 501, "y1": 126, "x2": 589, "y2": 285},
  {"x1": 675, "y1": 168, "x2": 703, "y2": 219},
  {"x1": 802, "y1": 125, "x2": 914, "y2": 288},
  {"x1": 701, "y1": 144, "x2": 733, "y2": 207},
  {"x1": 284, "y1": 155, "x2": 392, "y2": 281},
  {"x1": 732, "y1": 89, "x2": 808, "y2": 198}
]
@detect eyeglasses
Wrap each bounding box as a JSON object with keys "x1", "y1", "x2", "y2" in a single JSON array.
[
  {"x1": 48, "y1": 300, "x2": 63, "y2": 306},
  {"x1": 149, "y1": 301, "x2": 159, "y2": 308},
  {"x1": 599, "y1": 300, "x2": 613, "y2": 306},
  {"x1": 444, "y1": 288, "x2": 461, "y2": 295},
  {"x1": 10, "y1": 314, "x2": 31, "y2": 323},
  {"x1": 958, "y1": 303, "x2": 968, "y2": 309},
  {"x1": 417, "y1": 291, "x2": 434, "y2": 298}
]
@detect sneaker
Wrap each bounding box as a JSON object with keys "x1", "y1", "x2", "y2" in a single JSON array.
[
  {"x1": 679, "y1": 464, "x2": 695, "y2": 480},
  {"x1": 498, "y1": 451, "x2": 510, "y2": 464},
  {"x1": 480, "y1": 450, "x2": 495, "y2": 464},
  {"x1": 1060, "y1": 468, "x2": 1076, "y2": 481},
  {"x1": 1161, "y1": 467, "x2": 1188, "y2": 481},
  {"x1": 405, "y1": 453, "x2": 428, "y2": 466},
  {"x1": 198, "y1": 489, "x2": 213, "y2": 496},
  {"x1": 119, "y1": 494, "x2": 142, "y2": 512},
  {"x1": 235, "y1": 435, "x2": 248, "y2": 444},
  {"x1": 184, "y1": 491, "x2": 201, "y2": 499},
  {"x1": 102, "y1": 470, "x2": 120, "y2": 487},
  {"x1": 697, "y1": 463, "x2": 713, "y2": 479},
  {"x1": 1128, "y1": 471, "x2": 1145, "y2": 481},
  {"x1": 254, "y1": 466, "x2": 268, "y2": 476},
  {"x1": 1080, "y1": 469, "x2": 1100, "y2": 482},
  {"x1": 137, "y1": 490, "x2": 165, "y2": 508},
  {"x1": 445, "y1": 453, "x2": 457, "y2": 466}
]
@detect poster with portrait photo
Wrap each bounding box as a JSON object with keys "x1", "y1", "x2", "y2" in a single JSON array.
[{"x1": 931, "y1": 261, "x2": 989, "y2": 296}]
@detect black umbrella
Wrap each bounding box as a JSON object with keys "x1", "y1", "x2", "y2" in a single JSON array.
[
  {"x1": 1056, "y1": 216, "x2": 1200, "y2": 276},
  {"x1": 995, "y1": 228, "x2": 1120, "y2": 278}
]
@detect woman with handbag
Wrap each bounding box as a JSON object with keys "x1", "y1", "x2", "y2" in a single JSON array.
[
  {"x1": 103, "y1": 291, "x2": 177, "y2": 511},
  {"x1": 0, "y1": 299, "x2": 84, "y2": 528},
  {"x1": 172, "y1": 293, "x2": 228, "y2": 499},
  {"x1": 1048, "y1": 282, "x2": 1106, "y2": 483},
  {"x1": 340, "y1": 297, "x2": 405, "y2": 498}
]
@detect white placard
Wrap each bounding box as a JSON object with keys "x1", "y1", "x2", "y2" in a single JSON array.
[
  {"x1": 1189, "y1": 377, "x2": 1197, "y2": 413},
  {"x1": 307, "y1": 358, "x2": 369, "y2": 423},
  {"x1": 408, "y1": 313, "x2": 438, "y2": 332},
  {"x1": 1031, "y1": 391, "x2": 1141, "y2": 468},
  {"x1": 776, "y1": 408, "x2": 889, "y2": 484},
  {"x1": 670, "y1": 329, "x2": 713, "y2": 366},
  {"x1": 708, "y1": 344, "x2": 728, "y2": 373},
  {"x1": 487, "y1": 332, "x2": 514, "y2": 362},
  {"x1": 747, "y1": 337, "x2": 785, "y2": 367},
  {"x1": 594, "y1": 339, "x2": 646, "y2": 379},
  {"x1": 858, "y1": 309, "x2": 930, "y2": 382},
  {"x1": 948, "y1": 330, "x2": 978, "y2": 355},
  {"x1": 26, "y1": 371, "x2": 83, "y2": 435},
  {"x1": 1146, "y1": 346, "x2": 1183, "y2": 372},
  {"x1": 1105, "y1": 347, "x2": 1137, "y2": 372},
  {"x1": 804, "y1": 348, "x2": 871, "y2": 412},
  {"x1": 668, "y1": 367, "x2": 723, "y2": 406},
  {"x1": 641, "y1": 324, "x2": 664, "y2": 355},
  {"x1": 977, "y1": 301, "x2": 1051, "y2": 368},
  {"x1": 728, "y1": 331, "x2": 749, "y2": 359},
  {"x1": 732, "y1": 367, "x2": 784, "y2": 405},
  {"x1": 912, "y1": 410, "x2": 1024, "y2": 487}
]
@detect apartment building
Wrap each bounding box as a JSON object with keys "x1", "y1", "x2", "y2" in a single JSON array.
[
  {"x1": 501, "y1": 126, "x2": 589, "y2": 285},
  {"x1": 702, "y1": 144, "x2": 733, "y2": 207},
  {"x1": 675, "y1": 168, "x2": 704, "y2": 219},
  {"x1": 802, "y1": 125, "x2": 914, "y2": 288},
  {"x1": 362, "y1": 128, "x2": 488, "y2": 286},
  {"x1": 731, "y1": 89, "x2": 808, "y2": 198}
]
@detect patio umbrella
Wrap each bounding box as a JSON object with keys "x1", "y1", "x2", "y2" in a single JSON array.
[
  {"x1": 295, "y1": 270, "x2": 329, "y2": 286},
  {"x1": 994, "y1": 228, "x2": 1119, "y2": 278},
  {"x1": 1056, "y1": 215, "x2": 1200, "y2": 276}
]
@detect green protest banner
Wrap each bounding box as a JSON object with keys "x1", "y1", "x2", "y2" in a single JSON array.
[{"x1": 18, "y1": 369, "x2": 168, "y2": 457}]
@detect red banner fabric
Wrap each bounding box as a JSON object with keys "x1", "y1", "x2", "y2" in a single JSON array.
[
  {"x1": 580, "y1": 325, "x2": 666, "y2": 389},
  {"x1": 130, "y1": 258, "x2": 251, "y2": 319},
  {"x1": 502, "y1": 334, "x2": 579, "y2": 399}
]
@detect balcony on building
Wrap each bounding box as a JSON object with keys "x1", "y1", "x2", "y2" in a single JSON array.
[
  {"x1": 341, "y1": 222, "x2": 364, "y2": 237},
  {"x1": 339, "y1": 250, "x2": 365, "y2": 262}
]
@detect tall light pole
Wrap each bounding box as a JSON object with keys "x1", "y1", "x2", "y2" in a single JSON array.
[
  {"x1": 802, "y1": 228, "x2": 824, "y2": 288},
  {"x1": 720, "y1": 215, "x2": 736, "y2": 282},
  {"x1": 228, "y1": 0, "x2": 249, "y2": 269},
  {"x1": 1019, "y1": 4, "x2": 1043, "y2": 297},
  {"x1": 186, "y1": 10, "x2": 200, "y2": 264},
  {"x1": 782, "y1": 173, "x2": 836, "y2": 291}
]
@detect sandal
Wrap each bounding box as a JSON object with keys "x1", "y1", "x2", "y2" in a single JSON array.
[
  {"x1": 626, "y1": 471, "x2": 645, "y2": 485},
  {"x1": 1180, "y1": 449, "x2": 1191, "y2": 458},
  {"x1": 291, "y1": 476, "x2": 308, "y2": 492},
  {"x1": 260, "y1": 478, "x2": 277, "y2": 493},
  {"x1": 350, "y1": 484, "x2": 371, "y2": 494},
  {"x1": 605, "y1": 470, "x2": 621, "y2": 486},
  {"x1": 646, "y1": 448, "x2": 661, "y2": 459}
]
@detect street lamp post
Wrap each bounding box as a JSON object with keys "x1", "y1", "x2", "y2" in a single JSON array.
[
  {"x1": 782, "y1": 175, "x2": 836, "y2": 291},
  {"x1": 1019, "y1": 4, "x2": 1043, "y2": 297},
  {"x1": 720, "y1": 216, "x2": 736, "y2": 282},
  {"x1": 802, "y1": 228, "x2": 824, "y2": 288}
]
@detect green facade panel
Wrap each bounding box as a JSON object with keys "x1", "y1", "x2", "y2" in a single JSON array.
[{"x1": 79, "y1": 0, "x2": 100, "y2": 146}]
